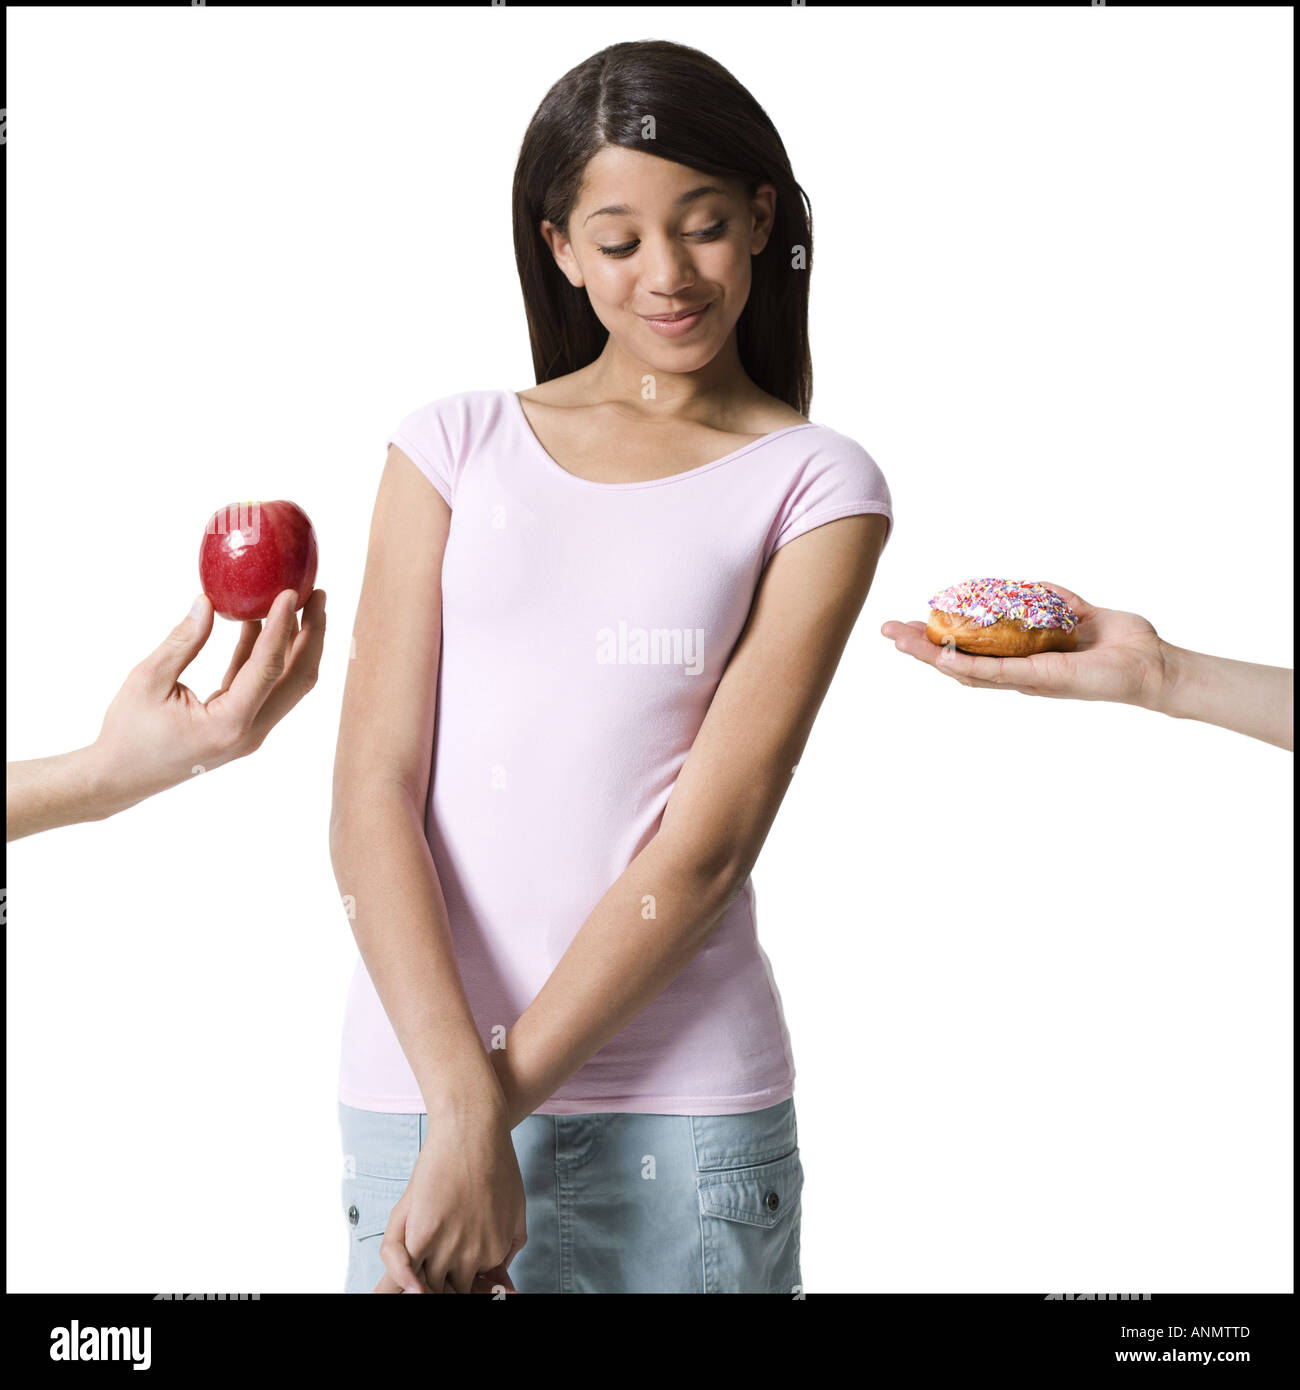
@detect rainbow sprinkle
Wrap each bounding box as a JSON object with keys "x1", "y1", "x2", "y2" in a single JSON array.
[{"x1": 928, "y1": 577, "x2": 1078, "y2": 632}]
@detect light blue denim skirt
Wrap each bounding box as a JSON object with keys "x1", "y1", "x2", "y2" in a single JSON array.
[{"x1": 338, "y1": 1098, "x2": 803, "y2": 1294}]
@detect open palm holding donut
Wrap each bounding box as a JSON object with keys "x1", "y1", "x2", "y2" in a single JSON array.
[{"x1": 880, "y1": 581, "x2": 1170, "y2": 708}]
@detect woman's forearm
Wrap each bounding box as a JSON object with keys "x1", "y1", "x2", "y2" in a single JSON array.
[
  {"x1": 1146, "y1": 642, "x2": 1293, "y2": 751},
  {"x1": 330, "y1": 787, "x2": 505, "y2": 1120},
  {"x1": 491, "y1": 831, "x2": 744, "y2": 1127}
]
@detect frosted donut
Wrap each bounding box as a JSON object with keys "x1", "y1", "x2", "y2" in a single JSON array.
[{"x1": 925, "y1": 577, "x2": 1079, "y2": 657}]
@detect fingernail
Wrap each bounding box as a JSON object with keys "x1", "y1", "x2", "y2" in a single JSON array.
[{"x1": 189, "y1": 593, "x2": 208, "y2": 622}]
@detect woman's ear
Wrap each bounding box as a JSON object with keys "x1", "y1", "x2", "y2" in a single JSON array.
[
  {"x1": 540, "y1": 220, "x2": 585, "y2": 288},
  {"x1": 749, "y1": 183, "x2": 777, "y2": 256}
]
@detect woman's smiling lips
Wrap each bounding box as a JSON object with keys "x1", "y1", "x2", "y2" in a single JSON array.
[{"x1": 640, "y1": 302, "x2": 712, "y2": 337}]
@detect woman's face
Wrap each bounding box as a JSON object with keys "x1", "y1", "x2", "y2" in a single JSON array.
[{"x1": 541, "y1": 145, "x2": 776, "y2": 374}]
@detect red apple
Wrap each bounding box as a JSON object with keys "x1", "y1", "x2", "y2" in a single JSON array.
[{"x1": 199, "y1": 499, "x2": 318, "y2": 621}]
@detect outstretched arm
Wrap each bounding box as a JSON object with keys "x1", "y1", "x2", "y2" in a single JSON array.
[
  {"x1": 489, "y1": 512, "x2": 889, "y2": 1127},
  {"x1": 7, "y1": 588, "x2": 324, "y2": 842},
  {"x1": 881, "y1": 580, "x2": 1292, "y2": 752},
  {"x1": 1149, "y1": 645, "x2": 1292, "y2": 751}
]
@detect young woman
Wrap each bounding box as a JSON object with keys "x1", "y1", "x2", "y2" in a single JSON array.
[{"x1": 329, "y1": 39, "x2": 894, "y2": 1294}]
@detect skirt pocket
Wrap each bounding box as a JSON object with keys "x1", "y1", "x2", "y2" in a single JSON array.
[
  {"x1": 341, "y1": 1173, "x2": 405, "y2": 1294},
  {"x1": 696, "y1": 1148, "x2": 803, "y2": 1294}
]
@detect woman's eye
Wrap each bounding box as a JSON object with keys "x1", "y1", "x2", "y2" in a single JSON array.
[{"x1": 598, "y1": 220, "x2": 729, "y2": 258}]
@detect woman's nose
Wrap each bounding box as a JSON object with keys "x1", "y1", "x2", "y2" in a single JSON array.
[{"x1": 638, "y1": 238, "x2": 699, "y2": 295}]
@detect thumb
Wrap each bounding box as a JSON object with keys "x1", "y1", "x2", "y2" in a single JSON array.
[
  {"x1": 140, "y1": 593, "x2": 213, "y2": 694},
  {"x1": 1038, "y1": 580, "x2": 1093, "y2": 621}
]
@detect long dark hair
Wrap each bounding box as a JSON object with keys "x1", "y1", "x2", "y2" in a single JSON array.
[{"x1": 512, "y1": 40, "x2": 814, "y2": 416}]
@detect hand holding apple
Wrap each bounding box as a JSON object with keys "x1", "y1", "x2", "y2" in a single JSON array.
[
  {"x1": 6, "y1": 500, "x2": 325, "y2": 840},
  {"x1": 85, "y1": 584, "x2": 327, "y2": 820}
]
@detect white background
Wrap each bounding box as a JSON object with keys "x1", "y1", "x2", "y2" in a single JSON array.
[{"x1": 6, "y1": 6, "x2": 1292, "y2": 1293}]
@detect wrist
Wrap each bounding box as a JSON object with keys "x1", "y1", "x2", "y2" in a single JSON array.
[
  {"x1": 1141, "y1": 640, "x2": 1194, "y2": 719},
  {"x1": 71, "y1": 743, "x2": 135, "y2": 822},
  {"x1": 420, "y1": 1046, "x2": 509, "y2": 1128},
  {"x1": 78, "y1": 739, "x2": 152, "y2": 822},
  {"x1": 487, "y1": 1044, "x2": 538, "y2": 1130}
]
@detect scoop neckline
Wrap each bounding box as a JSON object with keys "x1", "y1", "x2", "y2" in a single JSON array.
[{"x1": 506, "y1": 388, "x2": 818, "y2": 491}]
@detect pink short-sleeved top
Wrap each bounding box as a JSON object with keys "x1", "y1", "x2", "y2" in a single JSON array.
[{"x1": 338, "y1": 387, "x2": 894, "y2": 1115}]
